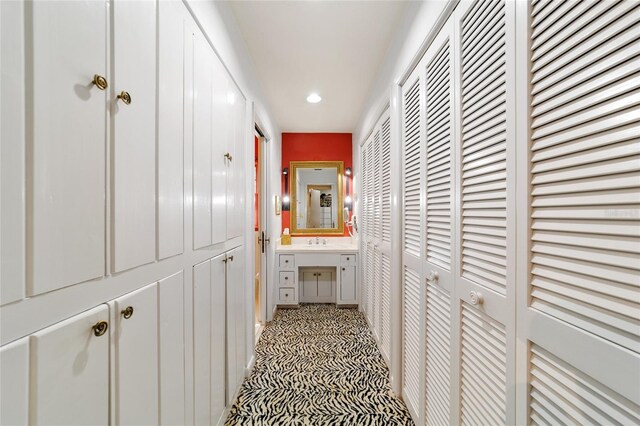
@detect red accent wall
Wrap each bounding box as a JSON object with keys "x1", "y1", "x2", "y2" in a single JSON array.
[{"x1": 282, "y1": 133, "x2": 353, "y2": 236}]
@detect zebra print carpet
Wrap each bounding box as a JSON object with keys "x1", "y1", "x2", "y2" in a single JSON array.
[{"x1": 225, "y1": 304, "x2": 414, "y2": 425}]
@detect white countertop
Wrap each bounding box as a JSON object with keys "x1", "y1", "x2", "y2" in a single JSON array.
[{"x1": 275, "y1": 237, "x2": 359, "y2": 253}]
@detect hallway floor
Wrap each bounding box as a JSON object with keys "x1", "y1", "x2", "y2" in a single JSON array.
[{"x1": 225, "y1": 304, "x2": 414, "y2": 425}]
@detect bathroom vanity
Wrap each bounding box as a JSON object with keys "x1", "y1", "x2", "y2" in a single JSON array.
[{"x1": 275, "y1": 238, "x2": 358, "y2": 307}]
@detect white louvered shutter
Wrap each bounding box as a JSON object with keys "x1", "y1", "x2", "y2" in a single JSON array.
[
  {"x1": 422, "y1": 17, "x2": 455, "y2": 426},
  {"x1": 454, "y1": 0, "x2": 516, "y2": 424},
  {"x1": 402, "y1": 67, "x2": 424, "y2": 423},
  {"x1": 373, "y1": 128, "x2": 382, "y2": 336},
  {"x1": 380, "y1": 113, "x2": 392, "y2": 361},
  {"x1": 403, "y1": 76, "x2": 423, "y2": 258},
  {"x1": 360, "y1": 142, "x2": 369, "y2": 314},
  {"x1": 520, "y1": 0, "x2": 640, "y2": 422}
]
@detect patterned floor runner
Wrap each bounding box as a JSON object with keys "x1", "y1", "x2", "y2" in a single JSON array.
[{"x1": 225, "y1": 304, "x2": 414, "y2": 425}]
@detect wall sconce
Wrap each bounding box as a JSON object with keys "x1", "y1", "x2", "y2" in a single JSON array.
[
  {"x1": 282, "y1": 168, "x2": 290, "y2": 211},
  {"x1": 345, "y1": 167, "x2": 353, "y2": 211}
]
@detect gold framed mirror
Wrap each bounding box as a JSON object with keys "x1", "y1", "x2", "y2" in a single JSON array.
[{"x1": 290, "y1": 161, "x2": 344, "y2": 235}]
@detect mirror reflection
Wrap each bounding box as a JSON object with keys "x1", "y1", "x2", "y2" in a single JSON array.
[{"x1": 291, "y1": 161, "x2": 344, "y2": 235}]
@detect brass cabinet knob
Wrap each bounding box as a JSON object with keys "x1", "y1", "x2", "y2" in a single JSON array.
[
  {"x1": 224, "y1": 152, "x2": 233, "y2": 161},
  {"x1": 117, "y1": 91, "x2": 132, "y2": 105},
  {"x1": 93, "y1": 320, "x2": 109, "y2": 337},
  {"x1": 342, "y1": 267, "x2": 345, "y2": 271},
  {"x1": 121, "y1": 306, "x2": 134, "y2": 319},
  {"x1": 92, "y1": 74, "x2": 108, "y2": 90}
]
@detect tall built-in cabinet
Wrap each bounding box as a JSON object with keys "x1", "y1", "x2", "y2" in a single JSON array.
[
  {"x1": 0, "y1": 0, "x2": 249, "y2": 424},
  {"x1": 360, "y1": 0, "x2": 640, "y2": 424},
  {"x1": 361, "y1": 109, "x2": 393, "y2": 364}
]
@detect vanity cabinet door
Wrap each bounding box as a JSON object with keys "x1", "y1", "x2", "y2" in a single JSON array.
[
  {"x1": 111, "y1": 283, "x2": 159, "y2": 426},
  {"x1": 302, "y1": 271, "x2": 318, "y2": 301},
  {"x1": 317, "y1": 271, "x2": 333, "y2": 298},
  {"x1": 30, "y1": 305, "x2": 110, "y2": 425},
  {"x1": 340, "y1": 266, "x2": 356, "y2": 303}
]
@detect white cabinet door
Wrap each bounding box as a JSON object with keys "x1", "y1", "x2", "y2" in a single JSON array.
[
  {"x1": 1, "y1": 0, "x2": 26, "y2": 305},
  {"x1": 422, "y1": 17, "x2": 455, "y2": 426},
  {"x1": 192, "y1": 31, "x2": 214, "y2": 250},
  {"x1": 226, "y1": 247, "x2": 246, "y2": 401},
  {"x1": 302, "y1": 271, "x2": 318, "y2": 302},
  {"x1": 193, "y1": 259, "x2": 212, "y2": 425},
  {"x1": 29, "y1": 0, "x2": 107, "y2": 295},
  {"x1": 158, "y1": 272, "x2": 185, "y2": 425},
  {"x1": 193, "y1": 254, "x2": 228, "y2": 426},
  {"x1": 453, "y1": 1, "x2": 516, "y2": 424},
  {"x1": 226, "y1": 83, "x2": 246, "y2": 240},
  {"x1": 0, "y1": 338, "x2": 29, "y2": 425},
  {"x1": 317, "y1": 271, "x2": 334, "y2": 301},
  {"x1": 30, "y1": 305, "x2": 110, "y2": 425},
  {"x1": 520, "y1": 1, "x2": 640, "y2": 423},
  {"x1": 210, "y1": 255, "x2": 227, "y2": 423},
  {"x1": 111, "y1": 284, "x2": 158, "y2": 426},
  {"x1": 401, "y1": 65, "x2": 424, "y2": 422},
  {"x1": 157, "y1": 0, "x2": 185, "y2": 260},
  {"x1": 339, "y1": 266, "x2": 356, "y2": 303},
  {"x1": 211, "y1": 54, "x2": 230, "y2": 246},
  {"x1": 112, "y1": 0, "x2": 156, "y2": 272}
]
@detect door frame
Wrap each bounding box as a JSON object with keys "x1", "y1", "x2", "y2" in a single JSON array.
[{"x1": 254, "y1": 118, "x2": 270, "y2": 328}]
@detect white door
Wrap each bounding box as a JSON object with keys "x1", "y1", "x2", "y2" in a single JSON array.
[
  {"x1": 401, "y1": 66, "x2": 425, "y2": 423},
  {"x1": 157, "y1": 0, "x2": 185, "y2": 260},
  {"x1": 211, "y1": 255, "x2": 227, "y2": 423},
  {"x1": 158, "y1": 272, "x2": 185, "y2": 425},
  {"x1": 518, "y1": 1, "x2": 640, "y2": 423},
  {"x1": 112, "y1": 0, "x2": 157, "y2": 272},
  {"x1": 28, "y1": 0, "x2": 107, "y2": 295},
  {"x1": 422, "y1": 16, "x2": 455, "y2": 426},
  {"x1": 226, "y1": 84, "x2": 246, "y2": 240},
  {"x1": 111, "y1": 283, "x2": 159, "y2": 426},
  {"x1": 194, "y1": 255, "x2": 227, "y2": 425},
  {"x1": 302, "y1": 271, "x2": 318, "y2": 302},
  {"x1": 379, "y1": 112, "x2": 393, "y2": 361},
  {"x1": 211, "y1": 53, "x2": 230, "y2": 245},
  {"x1": 30, "y1": 305, "x2": 110, "y2": 425},
  {"x1": 0, "y1": 338, "x2": 29, "y2": 425},
  {"x1": 453, "y1": 1, "x2": 517, "y2": 424},
  {"x1": 193, "y1": 259, "x2": 212, "y2": 425},
  {"x1": 339, "y1": 265, "x2": 356, "y2": 302},
  {"x1": 192, "y1": 30, "x2": 214, "y2": 250},
  {"x1": 226, "y1": 247, "x2": 246, "y2": 401}
]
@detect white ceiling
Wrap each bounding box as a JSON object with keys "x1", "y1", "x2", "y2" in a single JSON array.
[{"x1": 229, "y1": 1, "x2": 408, "y2": 133}]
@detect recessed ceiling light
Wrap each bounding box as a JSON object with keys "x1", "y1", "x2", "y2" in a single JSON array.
[{"x1": 306, "y1": 93, "x2": 322, "y2": 103}]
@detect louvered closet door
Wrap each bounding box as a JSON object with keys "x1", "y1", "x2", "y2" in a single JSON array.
[
  {"x1": 519, "y1": 1, "x2": 640, "y2": 423},
  {"x1": 401, "y1": 66, "x2": 425, "y2": 423},
  {"x1": 361, "y1": 141, "x2": 371, "y2": 314},
  {"x1": 372, "y1": 128, "x2": 382, "y2": 337},
  {"x1": 422, "y1": 17, "x2": 455, "y2": 426},
  {"x1": 366, "y1": 135, "x2": 376, "y2": 324},
  {"x1": 379, "y1": 112, "x2": 393, "y2": 361},
  {"x1": 453, "y1": 1, "x2": 517, "y2": 424}
]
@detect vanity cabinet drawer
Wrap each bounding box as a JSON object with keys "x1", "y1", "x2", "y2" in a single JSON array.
[
  {"x1": 279, "y1": 288, "x2": 296, "y2": 303},
  {"x1": 279, "y1": 271, "x2": 295, "y2": 286},
  {"x1": 340, "y1": 254, "x2": 356, "y2": 265},
  {"x1": 279, "y1": 254, "x2": 295, "y2": 269}
]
